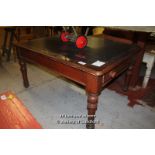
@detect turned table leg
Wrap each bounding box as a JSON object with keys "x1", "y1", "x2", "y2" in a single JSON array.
[
  {"x1": 85, "y1": 74, "x2": 102, "y2": 129},
  {"x1": 18, "y1": 58, "x2": 29, "y2": 88},
  {"x1": 123, "y1": 66, "x2": 133, "y2": 91},
  {"x1": 86, "y1": 93, "x2": 98, "y2": 129}
]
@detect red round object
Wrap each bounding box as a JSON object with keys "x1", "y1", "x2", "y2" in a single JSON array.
[
  {"x1": 60, "y1": 32, "x2": 69, "y2": 42},
  {"x1": 76, "y1": 36, "x2": 87, "y2": 49}
]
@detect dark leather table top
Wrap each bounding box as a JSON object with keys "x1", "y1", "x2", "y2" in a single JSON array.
[{"x1": 16, "y1": 36, "x2": 140, "y2": 69}]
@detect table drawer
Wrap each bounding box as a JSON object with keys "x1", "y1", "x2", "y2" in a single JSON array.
[{"x1": 102, "y1": 60, "x2": 131, "y2": 86}]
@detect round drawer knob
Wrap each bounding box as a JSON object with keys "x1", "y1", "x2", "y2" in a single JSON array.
[{"x1": 109, "y1": 71, "x2": 117, "y2": 78}]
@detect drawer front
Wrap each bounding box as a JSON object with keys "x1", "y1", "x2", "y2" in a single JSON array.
[{"x1": 102, "y1": 60, "x2": 131, "y2": 86}]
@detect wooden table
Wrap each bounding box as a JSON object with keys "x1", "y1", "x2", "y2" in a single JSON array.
[{"x1": 14, "y1": 36, "x2": 140, "y2": 129}]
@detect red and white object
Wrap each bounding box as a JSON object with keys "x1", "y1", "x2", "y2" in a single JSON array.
[{"x1": 60, "y1": 27, "x2": 88, "y2": 49}]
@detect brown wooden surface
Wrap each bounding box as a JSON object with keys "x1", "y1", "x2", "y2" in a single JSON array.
[
  {"x1": 0, "y1": 91, "x2": 42, "y2": 129},
  {"x1": 15, "y1": 36, "x2": 140, "y2": 129},
  {"x1": 104, "y1": 27, "x2": 151, "y2": 87},
  {"x1": 107, "y1": 26, "x2": 155, "y2": 33}
]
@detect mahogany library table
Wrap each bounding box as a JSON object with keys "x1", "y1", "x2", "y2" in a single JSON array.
[{"x1": 14, "y1": 35, "x2": 140, "y2": 129}]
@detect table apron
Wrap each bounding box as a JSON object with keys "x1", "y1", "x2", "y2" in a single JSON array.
[{"x1": 18, "y1": 49, "x2": 89, "y2": 86}]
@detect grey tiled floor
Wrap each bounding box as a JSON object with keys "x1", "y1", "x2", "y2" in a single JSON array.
[{"x1": 0, "y1": 58, "x2": 155, "y2": 129}]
